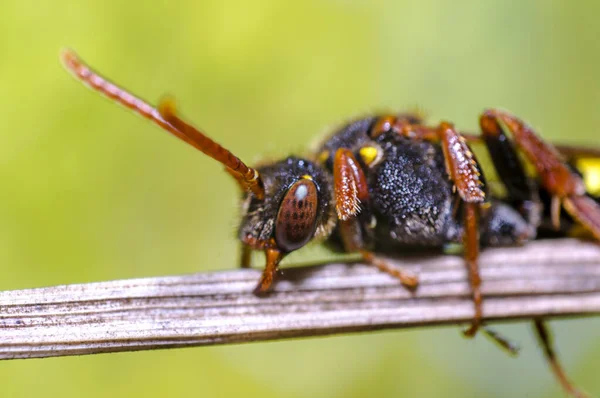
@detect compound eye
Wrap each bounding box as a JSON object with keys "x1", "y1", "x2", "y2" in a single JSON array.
[{"x1": 275, "y1": 179, "x2": 319, "y2": 252}]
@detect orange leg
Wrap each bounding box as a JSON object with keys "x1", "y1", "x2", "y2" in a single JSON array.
[
  {"x1": 333, "y1": 148, "x2": 369, "y2": 220},
  {"x1": 436, "y1": 122, "x2": 487, "y2": 337},
  {"x1": 369, "y1": 112, "x2": 426, "y2": 138},
  {"x1": 371, "y1": 117, "x2": 489, "y2": 335},
  {"x1": 360, "y1": 250, "x2": 419, "y2": 289},
  {"x1": 369, "y1": 114, "x2": 438, "y2": 141},
  {"x1": 481, "y1": 109, "x2": 600, "y2": 240},
  {"x1": 253, "y1": 248, "x2": 283, "y2": 296},
  {"x1": 462, "y1": 202, "x2": 482, "y2": 337},
  {"x1": 333, "y1": 149, "x2": 419, "y2": 288},
  {"x1": 481, "y1": 109, "x2": 592, "y2": 397},
  {"x1": 533, "y1": 320, "x2": 589, "y2": 398},
  {"x1": 336, "y1": 218, "x2": 419, "y2": 290},
  {"x1": 479, "y1": 112, "x2": 542, "y2": 230}
]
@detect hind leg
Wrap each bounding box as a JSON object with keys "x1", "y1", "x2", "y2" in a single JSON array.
[
  {"x1": 534, "y1": 320, "x2": 589, "y2": 398},
  {"x1": 479, "y1": 113, "x2": 542, "y2": 246},
  {"x1": 482, "y1": 109, "x2": 600, "y2": 240},
  {"x1": 481, "y1": 110, "x2": 590, "y2": 397}
]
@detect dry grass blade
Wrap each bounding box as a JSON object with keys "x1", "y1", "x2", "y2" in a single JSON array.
[{"x1": 0, "y1": 238, "x2": 599, "y2": 360}]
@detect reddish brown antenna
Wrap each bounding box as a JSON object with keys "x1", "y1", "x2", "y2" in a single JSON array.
[{"x1": 60, "y1": 49, "x2": 265, "y2": 199}]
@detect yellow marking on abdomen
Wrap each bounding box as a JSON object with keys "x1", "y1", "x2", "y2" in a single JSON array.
[{"x1": 576, "y1": 158, "x2": 600, "y2": 196}]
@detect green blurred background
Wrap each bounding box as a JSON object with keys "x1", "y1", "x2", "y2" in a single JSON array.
[{"x1": 1, "y1": 0, "x2": 599, "y2": 397}]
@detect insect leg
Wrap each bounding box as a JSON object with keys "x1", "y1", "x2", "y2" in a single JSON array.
[
  {"x1": 436, "y1": 124, "x2": 520, "y2": 350},
  {"x1": 483, "y1": 110, "x2": 592, "y2": 395},
  {"x1": 383, "y1": 121, "x2": 519, "y2": 341},
  {"x1": 333, "y1": 149, "x2": 418, "y2": 288},
  {"x1": 337, "y1": 217, "x2": 418, "y2": 289},
  {"x1": 482, "y1": 109, "x2": 600, "y2": 240},
  {"x1": 479, "y1": 112, "x2": 542, "y2": 231},
  {"x1": 437, "y1": 122, "x2": 487, "y2": 337},
  {"x1": 372, "y1": 119, "x2": 489, "y2": 333},
  {"x1": 533, "y1": 320, "x2": 589, "y2": 398},
  {"x1": 360, "y1": 250, "x2": 418, "y2": 289},
  {"x1": 369, "y1": 115, "x2": 436, "y2": 140},
  {"x1": 462, "y1": 201, "x2": 482, "y2": 337},
  {"x1": 239, "y1": 245, "x2": 252, "y2": 268},
  {"x1": 253, "y1": 248, "x2": 283, "y2": 295},
  {"x1": 333, "y1": 148, "x2": 369, "y2": 220}
]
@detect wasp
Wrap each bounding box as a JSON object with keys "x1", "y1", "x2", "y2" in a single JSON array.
[{"x1": 61, "y1": 49, "x2": 600, "y2": 397}]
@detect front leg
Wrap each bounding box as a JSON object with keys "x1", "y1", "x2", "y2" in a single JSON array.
[
  {"x1": 253, "y1": 247, "x2": 283, "y2": 296},
  {"x1": 333, "y1": 149, "x2": 418, "y2": 289},
  {"x1": 333, "y1": 148, "x2": 369, "y2": 220}
]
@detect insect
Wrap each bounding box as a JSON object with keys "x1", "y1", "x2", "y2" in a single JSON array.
[{"x1": 61, "y1": 49, "x2": 599, "y2": 397}]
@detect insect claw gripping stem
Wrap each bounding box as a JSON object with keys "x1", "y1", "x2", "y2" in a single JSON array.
[
  {"x1": 60, "y1": 49, "x2": 265, "y2": 200},
  {"x1": 253, "y1": 248, "x2": 283, "y2": 296},
  {"x1": 360, "y1": 251, "x2": 419, "y2": 289},
  {"x1": 461, "y1": 202, "x2": 483, "y2": 338}
]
